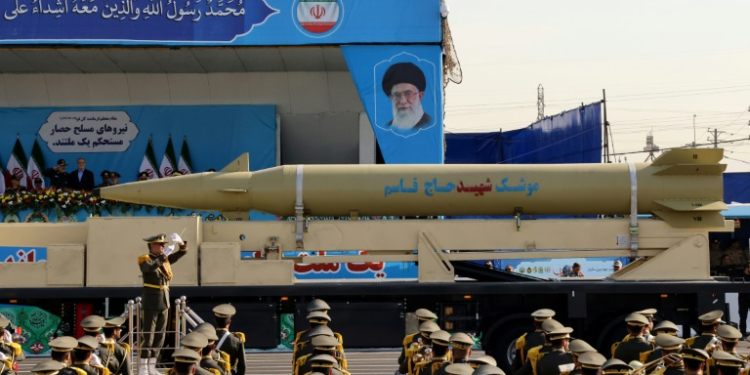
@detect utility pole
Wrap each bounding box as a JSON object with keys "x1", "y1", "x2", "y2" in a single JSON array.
[
  {"x1": 537, "y1": 84, "x2": 545, "y2": 121},
  {"x1": 602, "y1": 89, "x2": 610, "y2": 163},
  {"x1": 707, "y1": 128, "x2": 725, "y2": 148},
  {"x1": 692, "y1": 114, "x2": 697, "y2": 147}
]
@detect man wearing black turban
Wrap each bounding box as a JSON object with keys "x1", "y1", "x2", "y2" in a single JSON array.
[{"x1": 382, "y1": 62, "x2": 433, "y2": 133}]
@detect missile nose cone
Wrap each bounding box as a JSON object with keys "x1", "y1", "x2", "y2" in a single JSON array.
[{"x1": 92, "y1": 188, "x2": 101, "y2": 198}]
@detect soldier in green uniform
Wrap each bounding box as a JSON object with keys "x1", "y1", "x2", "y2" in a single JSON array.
[
  {"x1": 447, "y1": 333, "x2": 475, "y2": 365},
  {"x1": 600, "y1": 359, "x2": 632, "y2": 375},
  {"x1": 576, "y1": 352, "x2": 606, "y2": 375},
  {"x1": 70, "y1": 336, "x2": 110, "y2": 375},
  {"x1": 637, "y1": 309, "x2": 658, "y2": 342},
  {"x1": 399, "y1": 309, "x2": 438, "y2": 375},
  {"x1": 138, "y1": 233, "x2": 188, "y2": 375},
  {"x1": 0, "y1": 314, "x2": 23, "y2": 373},
  {"x1": 50, "y1": 336, "x2": 78, "y2": 369},
  {"x1": 468, "y1": 356, "x2": 497, "y2": 370},
  {"x1": 295, "y1": 335, "x2": 344, "y2": 375},
  {"x1": 102, "y1": 317, "x2": 132, "y2": 375},
  {"x1": 212, "y1": 304, "x2": 246, "y2": 375},
  {"x1": 512, "y1": 309, "x2": 556, "y2": 373},
  {"x1": 294, "y1": 311, "x2": 345, "y2": 368},
  {"x1": 612, "y1": 313, "x2": 655, "y2": 364},
  {"x1": 654, "y1": 321, "x2": 681, "y2": 336},
  {"x1": 194, "y1": 325, "x2": 228, "y2": 375},
  {"x1": 306, "y1": 354, "x2": 349, "y2": 375},
  {"x1": 414, "y1": 330, "x2": 451, "y2": 375},
  {"x1": 31, "y1": 360, "x2": 67, "y2": 375},
  {"x1": 404, "y1": 321, "x2": 440, "y2": 375},
  {"x1": 710, "y1": 351, "x2": 744, "y2": 375},
  {"x1": 705, "y1": 325, "x2": 744, "y2": 375},
  {"x1": 649, "y1": 335, "x2": 686, "y2": 375},
  {"x1": 178, "y1": 333, "x2": 214, "y2": 375},
  {"x1": 516, "y1": 319, "x2": 565, "y2": 375},
  {"x1": 165, "y1": 349, "x2": 201, "y2": 375},
  {"x1": 687, "y1": 311, "x2": 723, "y2": 351},
  {"x1": 567, "y1": 340, "x2": 596, "y2": 375},
  {"x1": 80, "y1": 316, "x2": 107, "y2": 370},
  {"x1": 681, "y1": 348, "x2": 710, "y2": 375},
  {"x1": 194, "y1": 323, "x2": 230, "y2": 372},
  {"x1": 535, "y1": 326, "x2": 575, "y2": 375}
]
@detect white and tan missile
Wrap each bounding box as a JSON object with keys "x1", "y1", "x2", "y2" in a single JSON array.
[{"x1": 94, "y1": 148, "x2": 727, "y2": 227}]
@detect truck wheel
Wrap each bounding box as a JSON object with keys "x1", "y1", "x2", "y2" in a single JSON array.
[{"x1": 487, "y1": 324, "x2": 528, "y2": 374}]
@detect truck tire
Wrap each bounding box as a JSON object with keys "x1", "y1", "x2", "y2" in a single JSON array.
[{"x1": 487, "y1": 323, "x2": 528, "y2": 374}]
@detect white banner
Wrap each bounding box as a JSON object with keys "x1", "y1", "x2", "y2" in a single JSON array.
[{"x1": 38, "y1": 111, "x2": 139, "y2": 153}]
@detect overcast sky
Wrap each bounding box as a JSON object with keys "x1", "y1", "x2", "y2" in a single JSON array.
[{"x1": 444, "y1": 0, "x2": 750, "y2": 172}]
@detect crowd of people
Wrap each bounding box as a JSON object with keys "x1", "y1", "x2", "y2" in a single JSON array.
[{"x1": 3, "y1": 157, "x2": 122, "y2": 195}]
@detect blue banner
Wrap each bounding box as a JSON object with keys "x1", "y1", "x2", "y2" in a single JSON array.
[
  {"x1": 342, "y1": 45, "x2": 444, "y2": 164},
  {"x1": 488, "y1": 257, "x2": 629, "y2": 278},
  {"x1": 0, "y1": 246, "x2": 47, "y2": 262},
  {"x1": 0, "y1": 0, "x2": 441, "y2": 45}
]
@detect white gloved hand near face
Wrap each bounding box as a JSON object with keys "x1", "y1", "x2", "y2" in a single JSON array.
[
  {"x1": 164, "y1": 244, "x2": 175, "y2": 256},
  {"x1": 170, "y1": 233, "x2": 184, "y2": 246}
]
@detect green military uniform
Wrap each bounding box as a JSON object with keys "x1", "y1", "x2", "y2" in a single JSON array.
[
  {"x1": 513, "y1": 309, "x2": 555, "y2": 373},
  {"x1": 535, "y1": 326, "x2": 574, "y2": 375},
  {"x1": 194, "y1": 323, "x2": 231, "y2": 374},
  {"x1": 612, "y1": 313, "x2": 654, "y2": 364},
  {"x1": 399, "y1": 308, "x2": 438, "y2": 374},
  {"x1": 213, "y1": 305, "x2": 246, "y2": 375},
  {"x1": 304, "y1": 354, "x2": 351, "y2": 375},
  {"x1": 50, "y1": 337, "x2": 79, "y2": 375},
  {"x1": 165, "y1": 349, "x2": 201, "y2": 375},
  {"x1": 43, "y1": 159, "x2": 69, "y2": 190},
  {"x1": 577, "y1": 352, "x2": 606, "y2": 375},
  {"x1": 295, "y1": 335, "x2": 346, "y2": 375},
  {"x1": 139, "y1": 233, "x2": 188, "y2": 360},
  {"x1": 178, "y1": 333, "x2": 214, "y2": 375},
  {"x1": 414, "y1": 331, "x2": 451, "y2": 375},
  {"x1": 567, "y1": 340, "x2": 596, "y2": 375},
  {"x1": 648, "y1": 335, "x2": 687, "y2": 375},
  {"x1": 79, "y1": 315, "x2": 110, "y2": 373},
  {"x1": 70, "y1": 336, "x2": 110, "y2": 375},
  {"x1": 436, "y1": 332, "x2": 474, "y2": 375},
  {"x1": 516, "y1": 319, "x2": 564, "y2": 375},
  {"x1": 705, "y1": 325, "x2": 745, "y2": 375},
  {"x1": 294, "y1": 309, "x2": 345, "y2": 370},
  {"x1": 103, "y1": 317, "x2": 132, "y2": 375},
  {"x1": 193, "y1": 325, "x2": 229, "y2": 375},
  {"x1": 710, "y1": 351, "x2": 745, "y2": 375},
  {"x1": 686, "y1": 310, "x2": 723, "y2": 351},
  {"x1": 0, "y1": 314, "x2": 24, "y2": 374},
  {"x1": 402, "y1": 321, "x2": 440, "y2": 375},
  {"x1": 600, "y1": 359, "x2": 632, "y2": 375}
]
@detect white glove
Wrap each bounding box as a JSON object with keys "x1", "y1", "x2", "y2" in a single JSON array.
[
  {"x1": 0, "y1": 351, "x2": 7, "y2": 360},
  {"x1": 91, "y1": 353, "x2": 103, "y2": 366},
  {"x1": 164, "y1": 244, "x2": 175, "y2": 256},
  {"x1": 1, "y1": 330, "x2": 11, "y2": 344},
  {"x1": 170, "y1": 233, "x2": 184, "y2": 245}
]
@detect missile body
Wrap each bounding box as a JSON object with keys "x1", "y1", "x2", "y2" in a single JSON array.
[{"x1": 96, "y1": 149, "x2": 726, "y2": 227}]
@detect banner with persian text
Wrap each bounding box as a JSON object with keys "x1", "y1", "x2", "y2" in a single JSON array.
[{"x1": 0, "y1": 304, "x2": 62, "y2": 356}]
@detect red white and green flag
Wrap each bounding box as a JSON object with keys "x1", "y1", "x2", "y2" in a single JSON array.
[
  {"x1": 297, "y1": 0, "x2": 340, "y2": 33},
  {"x1": 28, "y1": 138, "x2": 46, "y2": 189},
  {"x1": 177, "y1": 137, "x2": 193, "y2": 175},
  {"x1": 6, "y1": 138, "x2": 29, "y2": 188},
  {"x1": 0, "y1": 153, "x2": 5, "y2": 194},
  {"x1": 139, "y1": 137, "x2": 160, "y2": 180},
  {"x1": 159, "y1": 137, "x2": 178, "y2": 178}
]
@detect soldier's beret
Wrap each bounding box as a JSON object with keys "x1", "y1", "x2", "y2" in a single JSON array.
[
  {"x1": 569, "y1": 339, "x2": 596, "y2": 354},
  {"x1": 307, "y1": 311, "x2": 332, "y2": 323},
  {"x1": 712, "y1": 350, "x2": 745, "y2": 367},
  {"x1": 31, "y1": 360, "x2": 66, "y2": 374},
  {"x1": 468, "y1": 356, "x2": 497, "y2": 367},
  {"x1": 653, "y1": 320, "x2": 679, "y2": 334},
  {"x1": 0, "y1": 313, "x2": 9, "y2": 328},
  {"x1": 308, "y1": 325, "x2": 334, "y2": 338},
  {"x1": 548, "y1": 326, "x2": 574, "y2": 341},
  {"x1": 80, "y1": 315, "x2": 106, "y2": 332},
  {"x1": 143, "y1": 233, "x2": 168, "y2": 244},
  {"x1": 450, "y1": 332, "x2": 475, "y2": 350},
  {"x1": 194, "y1": 323, "x2": 219, "y2": 341},
  {"x1": 624, "y1": 313, "x2": 649, "y2": 326},
  {"x1": 76, "y1": 336, "x2": 99, "y2": 351},
  {"x1": 578, "y1": 352, "x2": 607, "y2": 369},
  {"x1": 698, "y1": 310, "x2": 724, "y2": 325},
  {"x1": 311, "y1": 335, "x2": 340, "y2": 349},
  {"x1": 637, "y1": 308, "x2": 657, "y2": 318},
  {"x1": 308, "y1": 299, "x2": 331, "y2": 312},
  {"x1": 105, "y1": 316, "x2": 126, "y2": 328},
  {"x1": 654, "y1": 333, "x2": 684, "y2": 350},
  {"x1": 213, "y1": 304, "x2": 237, "y2": 318},
  {"x1": 430, "y1": 330, "x2": 451, "y2": 346},
  {"x1": 541, "y1": 319, "x2": 564, "y2": 333},
  {"x1": 601, "y1": 358, "x2": 633, "y2": 374},
  {"x1": 173, "y1": 348, "x2": 201, "y2": 363},
  {"x1": 717, "y1": 324, "x2": 742, "y2": 342},
  {"x1": 531, "y1": 309, "x2": 556, "y2": 321},
  {"x1": 471, "y1": 365, "x2": 505, "y2": 375},
  {"x1": 419, "y1": 320, "x2": 440, "y2": 333},
  {"x1": 181, "y1": 332, "x2": 209, "y2": 349},
  {"x1": 309, "y1": 354, "x2": 338, "y2": 366},
  {"x1": 445, "y1": 364, "x2": 474, "y2": 375},
  {"x1": 415, "y1": 308, "x2": 437, "y2": 321},
  {"x1": 681, "y1": 348, "x2": 709, "y2": 362},
  {"x1": 49, "y1": 336, "x2": 78, "y2": 352}
]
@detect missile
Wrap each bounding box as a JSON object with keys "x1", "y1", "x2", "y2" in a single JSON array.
[{"x1": 94, "y1": 148, "x2": 727, "y2": 228}]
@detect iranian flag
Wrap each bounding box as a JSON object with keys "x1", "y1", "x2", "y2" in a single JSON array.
[
  {"x1": 177, "y1": 137, "x2": 193, "y2": 175},
  {"x1": 140, "y1": 137, "x2": 161, "y2": 180},
  {"x1": 28, "y1": 138, "x2": 46, "y2": 189},
  {"x1": 159, "y1": 137, "x2": 178, "y2": 178},
  {"x1": 0, "y1": 154, "x2": 5, "y2": 194},
  {"x1": 6, "y1": 138, "x2": 29, "y2": 188},
  {"x1": 297, "y1": 0, "x2": 339, "y2": 33}
]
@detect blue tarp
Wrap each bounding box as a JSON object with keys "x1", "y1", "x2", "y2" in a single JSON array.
[{"x1": 724, "y1": 172, "x2": 750, "y2": 204}]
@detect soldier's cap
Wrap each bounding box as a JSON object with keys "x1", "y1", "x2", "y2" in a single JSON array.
[
  {"x1": 330, "y1": 369, "x2": 344, "y2": 375},
  {"x1": 531, "y1": 309, "x2": 556, "y2": 321},
  {"x1": 415, "y1": 308, "x2": 438, "y2": 321},
  {"x1": 637, "y1": 308, "x2": 657, "y2": 318},
  {"x1": 0, "y1": 313, "x2": 9, "y2": 328},
  {"x1": 308, "y1": 325, "x2": 334, "y2": 338},
  {"x1": 57, "y1": 159, "x2": 68, "y2": 166},
  {"x1": 34, "y1": 177, "x2": 42, "y2": 183},
  {"x1": 172, "y1": 171, "x2": 183, "y2": 177},
  {"x1": 143, "y1": 233, "x2": 169, "y2": 244},
  {"x1": 311, "y1": 335, "x2": 340, "y2": 350},
  {"x1": 419, "y1": 320, "x2": 440, "y2": 333},
  {"x1": 717, "y1": 324, "x2": 742, "y2": 342},
  {"x1": 698, "y1": 310, "x2": 724, "y2": 325},
  {"x1": 172, "y1": 348, "x2": 201, "y2": 364},
  {"x1": 680, "y1": 348, "x2": 709, "y2": 362},
  {"x1": 76, "y1": 335, "x2": 99, "y2": 351},
  {"x1": 445, "y1": 363, "x2": 474, "y2": 375},
  {"x1": 471, "y1": 365, "x2": 505, "y2": 375},
  {"x1": 568, "y1": 339, "x2": 596, "y2": 354},
  {"x1": 194, "y1": 324, "x2": 219, "y2": 341},
  {"x1": 31, "y1": 359, "x2": 66, "y2": 374},
  {"x1": 430, "y1": 330, "x2": 451, "y2": 346},
  {"x1": 105, "y1": 316, "x2": 126, "y2": 328},
  {"x1": 101, "y1": 170, "x2": 110, "y2": 177},
  {"x1": 578, "y1": 352, "x2": 607, "y2": 370},
  {"x1": 307, "y1": 299, "x2": 331, "y2": 312},
  {"x1": 628, "y1": 361, "x2": 643, "y2": 369},
  {"x1": 624, "y1": 313, "x2": 649, "y2": 327},
  {"x1": 138, "y1": 172, "x2": 149, "y2": 179},
  {"x1": 309, "y1": 354, "x2": 338, "y2": 367},
  {"x1": 712, "y1": 350, "x2": 745, "y2": 367},
  {"x1": 181, "y1": 332, "x2": 209, "y2": 349},
  {"x1": 213, "y1": 304, "x2": 237, "y2": 318},
  {"x1": 307, "y1": 311, "x2": 332, "y2": 324},
  {"x1": 547, "y1": 326, "x2": 574, "y2": 341},
  {"x1": 49, "y1": 336, "x2": 78, "y2": 352},
  {"x1": 11, "y1": 173, "x2": 22, "y2": 181},
  {"x1": 468, "y1": 356, "x2": 497, "y2": 367},
  {"x1": 80, "y1": 315, "x2": 106, "y2": 331},
  {"x1": 654, "y1": 333, "x2": 685, "y2": 350},
  {"x1": 111, "y1": 171, "x2": 121, "y2": 178},
  {"x1": 450, "y1": 332, "x2": 475, "y2": 350},
  {"x1": 653, "y1": 320, "x2": 679, "y2": 334},
  {"x1": 600, "y1": 358, "x2": 633, "y2": 374},
  {"x1": 541, "y1": 319, "x2": 564, "y2": 334}
]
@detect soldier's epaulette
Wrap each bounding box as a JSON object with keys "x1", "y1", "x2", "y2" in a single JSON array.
[
  {"x1": 93, "y1": 364, "x2": 111, "y2": 375},
  {"x1": 639, "y1": 350, "x2": 653, "y2": 364},
  {"x1": 9, "y1": 342, "x2": 22, "y2": 356},
  {"x1": 403, "y1": 333, "x2": 417, "y2": 347},
  {"x1": 121, "y1": 342, "x2": 131, "y2": 354},
  {"x1": 685, "y1": 337, "x2": 697, "y2": 348},
  {"x1": 69, "y1": 367, "x2": 89, "y2": 375},
  {"x1": 138, "y1": 255, "x2": 151, "y2": 265},
  {"x1": 233, "y1": 332, "x2": 245, "y2": 343},
  {"x1": 219, "y1": 351, "x2": 231, "y2": 372},
  {"x1": 610, "y1": 342, "x2": 621, "y2": 357},
  {"x1": 515, "y1": 333, "x2": 527, "y2": 351},
  {"x1": 1, "y1": 358, "x2": 12, "y2": 372},
  {"x1": 206, "y1": 368, "x2": 221, "y2": 375},
  {"x1": 296, "y1": 354, "x2": 310, "y2": 367},
  {"x1": 338, "y1": 357, "x2": 348, "y2": 370},
  {"x1": 334, "y1": 332, "x2": 343, "y2": 346}
]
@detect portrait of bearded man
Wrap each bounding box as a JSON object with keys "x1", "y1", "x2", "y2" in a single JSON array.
[{"x1": 381, "y1": 62, "x2": 433, "y2": 134}]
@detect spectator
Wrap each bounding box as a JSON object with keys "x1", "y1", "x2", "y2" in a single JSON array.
[
  {"x1": 6, "y1": 173, "x2": 27, "y2": 194},
  {"x1": 97, "y1": 170, "x2": 111, "y2": 188},
  {"x1": 32, "y1": 177, "x2": 44, "y2": 193},
  {"x1": 613, "y1": 260, "x2": 622, "y2": 272},
  {"x1": 505, "y1": 264, "x2": 514, "y2": 273},
  {"x1": 67, "y1": 158, "x2": 95, "y2": 191},
  {"x1": 715, "y1": 254, "x2": 735, "y2": 276},
  {"x1": 725, "y1": 240, "x2": 748, "y2": 267},
  {"x1": 568, "y1": 262, "x2": 584, "y2": 277},
  {"x1": 137, "y1": 172, "x2": 149, "y2": 182},
  {"x1": 484, "y1": 260, "x2": 494, "y2": 270},
  {"x1": 736, "y1": 262, "x2": 750, "y2": 337},
  {"x1": 110, "y1": 171, "x2": 121, "y2": 185},
  {"x1": 43, "y1": 159, "x2": 69, "y2": 190}
]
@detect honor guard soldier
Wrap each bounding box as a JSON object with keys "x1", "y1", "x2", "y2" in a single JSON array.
[
  {"x1": 447, "y1": 333, "x2": 475, "y2": 365},
  {"x1": 612, "y1": 313, "x2": 655, "y2": 364},
  {"x1": 294, "y1": 300, "x2": 333, "y2": 351},
  {"x1": 295, "y1": 335, "x2": 345, "y2": 375},
  {"x1": 705, "y1": 325, "x2": 745, "y2": 375},
  {"x1": 194, "y1": 325, "x2": 229, "y2": 375},
  {"x1": 294, "y1": 312, "x2": 345, "y2": 370},
  {"x1": 442, "y1": 364, "x2": 474, "y2": 375},
  {"x1": 165, "y1": 349, "x2": 201, "y2": 375},
  {"x1": 213, "y1": 304, "x2": 246, "y2": 375},
  {"x1": 307, "y1": 354, "x2": 350, "y2": 375},
  {"x1": 687, "y1": 311, "x2": 723, "y2": 351},
  {"x1": 535, "y1": 326, "x2": 575, "y2": 375},
  {"x1": 568, "y1": 340, "x2": 596, "y2": 375},
  {"x1": 404, "y1": 321, "x2": 440, "y2": 375},
  {"x1": 640, "y1": 332, "x2": 685, "y2": 364},
  {"x1": 513, "y1": 309, "x2": 556, "y2": 373},
  {"x1": 600, "y1": 359, "x2": 632, "y2": 375},
  {"x1": 653, "y1": 321, "x2": 681, "y2": 337},
  {"x1": 650, "y1": 335, "x2": 686, "y2": 375},
  {"x1": 468, "y1": 356, "x2": 497, "y2": 370},
  {"x1": 194, "y1": 323, "x2": 230, "y2": 372},
  {"x1": 0, "y1": 314, "x2": 23, "y2": 371},
  {"x1": 139, "y1": 233, "x2": 188, "y2": 375},
  {"x1": 516, "y1": 319, "x2": 565, "y2": 375},
  {"x1": 80, "y1": 316, "x2": 107, "y2": 369},
  {"x1": 710, "y1": 351, "x2": 745, "y2": 375},
  {"x1": 400, "y1": 309, "x2": 439, "y2": 374},
  {"x1": 576, "y1": 352, "x2": 606, "y2": 375},
  {"x1": 637, "y1": 309, "x2": 658, "y2": 342},
  {"x1": 414, "y1": 330, "x2": 451, "y2": 375},
  {"x1": 681, "y1": 349, "x2": 710, "y2": 375},
  {"x1": 471, "y1": 365, "x2": 506, "y2": 375},
  {"x1": 70, "y1": 336, "x2": 110, "y2": 375},
  {"x1": 178, "y1": 333, "x2": 214, "y2": 375},
  {"x1": 50, "y1": 336, "x2": 79, "y2": 369},
  {"x1": 102, "y1": 317, "x2": 132, "y2": 375},
  {"x1": 32, "y1": 360, "x2": 67, "y2": 375}
]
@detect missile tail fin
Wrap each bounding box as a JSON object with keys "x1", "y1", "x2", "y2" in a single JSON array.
[
  {"x1": 221, "y1": 153, "x2": 250, "y2": 173},
  {"x1": 653, "y1": 164, "x2": 726, "y2": 176},
  {"x1": 651, "y1": 148, "x2": 723, "y2": 166},
  {"x1": 654, "y1": 200, "x2": 727, "y2": 212},
  {"x1": 652, "y1": 210, "x2": 726, "y2": 228}
]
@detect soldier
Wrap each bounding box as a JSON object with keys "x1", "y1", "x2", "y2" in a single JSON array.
[
  {"x1": 403, "y1": 321, "x2": 440, "y2": 375},
  {"x1": 400, "y1": 309, "x2": 439, "y2": 374},
  {"x1": 687, "y1": 311, "x2": 723, "y2": 351},
  {"x1": 471, "y1": 365, "x2": 506, "y2": 375},
  {"x1": 306, "y1": 354, "x2": 349, "y2": 375},
  {"x1": 414, "y1": 330, "x2": 451, "y2": 375},
  {"x1": 637, "y1": 309, "x2": 658, "y2": 342},
  {"x1": 294, "y1": 300, "x2": 345, "y2": 367},
  {"x1": 681, "y1": 348, "x2": 710, "y2": 375},
  {"x1": 705, "y1": 325, "x2": 745, "y2": 375},
  {"x1": 79, "y1": 316, "x2": 107, "y2": 369},
  {"x1": 97, "y1": 171, "x2": 111, "y2": 188},
  {"x1": 640, "y1": 331, "x2": 685, "y2": 363},
  {"x1": 442, "y1": 364, "x2": 474, "y2": 375},
  {"x1": 512, "y1": 309, "x2": 555, "y2": 373},
  {"x1": 102, "y1": 317, "x2": 131, "y2": 375},
  {"x1": 50, "y1": 336, "x2": 79, "y2": 369},
  {"x1": 138, "y1": 233, "x2": 188, "y2": 375},
  {"x1": 653, "y1": 321, "x2": 681, "y2": 337},
  {"x1": 447, "y1": 333, "x2": 475, "y2": 365},
  {"x1": 612, "y1": 313, "x2": 655, "y2": 364},
  {"x1": 600, "y1": 359, "x2": 632, "y2": 375},
  {"x1": 576, "y1": 352, "x2": 607, "y2": 375},
  {"x1": 178, "y1": 333, "x2": 214, "y2": 375},
  {"x1": 516, "y1": 319, "x2": 565, "y2": 375},
  {"x1": 467, "y1": 356, "x2": 497, "y2": 370},
  {"x1": 0, "y1": 314, "x2": 23, "y2": 370},
  {"x1": 194, "y1": 323, "x2": 230, "y2": 372},
  {"x1": 213, "y1": 304, "x2": 246, "y2": 375},
  {"x1": 31, "y1": 360, "x2": 67, "y2": 375},
  {"x1": 535, "y1": 326, "x2": 575, "y2": 375},
  {"x1": 194, "y1": 325, "x2": 229, "y2": 375},
  {"x1": 567, "y1": 340, "x2": 596, "y2": 375},
  {"x1": 165, "y1": 349, "x2": 201, "y2": 375},
  {"x1": 295, "y1": 335, "x2": 344, "y2": 375},
  {"x1": 44, "y1": 159, "x2": 69, "y2": 190},
  {"x1": 649, "y1": 335, "x2": 686, "y2": 375},
  {"x1": 710, "y1": 351, "x2": 745, "y2": 375},
  {"x1": 69, "y1": 336, "x2": 109, "y2": 375}
]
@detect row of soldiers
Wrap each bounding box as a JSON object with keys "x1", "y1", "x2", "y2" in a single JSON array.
[{"x1": 512, "y1": 308, "x2": 750, "y2": 375}]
